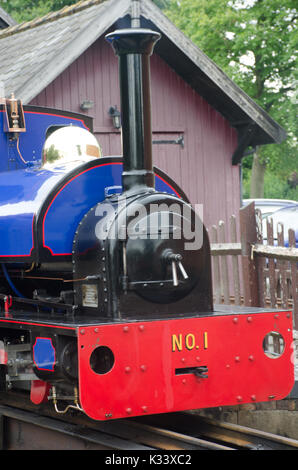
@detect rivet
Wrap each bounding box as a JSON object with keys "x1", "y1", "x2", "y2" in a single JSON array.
[
  {"x1": 237, "y1": 395, "x2": 243, "y2": 402},
  {"x1": 125, "y1": 366, "x2": 131, "y2": 373},
  {"x1": 140, "y1": 365, "x2": 147, "y2": 372},
  {"x1": 94, "y1": 328, "x2": 99, "y2": 333},
  {"x1": 247, "y1": 316, "x2": 252, "y2": 323},
  {"x1": 80, "y1": 329, "x2": 85, "y2": 335},
  {"x1": 126, "y1": 407, "x2": 132, "y2": 414},
  {"x1": 235, "y1": 356, "x2": 240, "y2": 362},
  {"x1": 251, "y1": 395, "x2": 256, "y2": 401},
  {"x1": 274, "y1": 314, "x2": 279, "y2": 319},
  {"x1": 196, "y1": 356, "x2": 201, "y2": 362},
  {"x1": 181, "y1": 357, "x2": 186, "y2": 363},
  {"x1": 226, "y1": 364, "x2": 231, "y2": 369},
  {"x1": 248, "y1": 355, "x2": 254, "y2": 362},
  {"x1": 233, "y1": 317, "x2": 238, "y2": 324},
  {"x1": 182, "y1": 379, "x2": 187, "y2": 384},
  {"x1": 142, "y1": 406, "x2": 148, "y2": 412},
  {"x1": 286, "y1": 313, "x2": 291, "y2": 319},
  {"x1": 139, "y1": 325, "x2": 145, "y2": 332},
  {"x1": 123, "y1": 326, "x2": 129, "y2": 333}
]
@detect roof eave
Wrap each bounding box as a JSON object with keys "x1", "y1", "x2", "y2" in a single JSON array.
[
  {"x1": 15, "y1": 0, "x2": 131, "y2": 104},
  {"x1": 140, "y1": 0, "x2": 287, "y2": 150},
  {"x1": 4, "y1": 0, "x2": 286, "y2": 156},
  {"x1": 0, "y1": 7, "x2": 17, "y2": 28}
]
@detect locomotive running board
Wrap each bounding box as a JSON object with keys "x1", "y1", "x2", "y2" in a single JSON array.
[{"x1": 77, "y1": 309, "x2": 295, "y2": 421}]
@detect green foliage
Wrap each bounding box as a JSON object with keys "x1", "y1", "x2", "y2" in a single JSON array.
[
  {"x1": 165, "y1": 0, "x2": 297, "y2": 199},
  {"x1": 152, "y1": 0, "x2": 171, "y2": 9},
  {"x1": 165, "y1": 0, "x2": 238, "y2": 72},
  {"x1": 0, "y1": 0, "x2": 170, "y2": 22},
  {"x1": 243, "y1": 168, "x2": 298, "y2": 200},
  {"x1": 44, "y1": 144, "x2": 60, "y2": 163},
  {"x1": 1, "y1": 0, "x2": 296, "y2": 199},
  {"x1": 0, "y1": 0, "x2": 77, "y2": 22}
]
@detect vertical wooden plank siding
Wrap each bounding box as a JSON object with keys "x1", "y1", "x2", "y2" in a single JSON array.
[{"x1": 30, "y1": 36, "x2": 239, "y2": 231}]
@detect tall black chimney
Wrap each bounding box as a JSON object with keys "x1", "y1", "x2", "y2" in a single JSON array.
[{"x1": 105, "y1": 28, "x2": 160, "y2": 192}]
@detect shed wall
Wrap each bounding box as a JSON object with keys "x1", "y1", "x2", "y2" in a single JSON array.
[{"x1": 30, "y1": 36, "x2": 240, "y2": 231}]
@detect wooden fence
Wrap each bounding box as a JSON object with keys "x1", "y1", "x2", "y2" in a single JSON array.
[{"x1": 210, "y1": 202, "x2": 298, "y2": 328}]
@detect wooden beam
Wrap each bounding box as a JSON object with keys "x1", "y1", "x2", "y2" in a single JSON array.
[
  {"x1": 252, "y1": 244, "x2": 298, "y2": 262},
  {"x1": 210, "y1": 243, "x2": 242, "y2": 256},
  {"x1": 239, "y1": 201, "x2": 261, "y2": 307},
  {"x1": 141, "y1": 0, "x2": 287, "y2": 145},
  {"x1": 232, "y1": 123, "x2": 257, "y2": 165}
]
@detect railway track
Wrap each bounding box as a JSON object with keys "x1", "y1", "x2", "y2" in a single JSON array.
[
  {"x1": 135, "y1": 412, "x2": 298, "y2": 451},
  {"x1": 0, "y1": 404, "x2": 231, "y2": 450},
  {"x1": 0, "y1": 395, "x2": 297, "y2": 450}
]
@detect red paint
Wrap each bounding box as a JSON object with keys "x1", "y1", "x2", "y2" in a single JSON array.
[
  {"x1": 0, "y1": 341, "x2": 8, "y2": 365},
  {"x1": 77, "y1": 311, "x2": 294, "y2": 421},
  {"x1": 30, "y1": 380, "x2": 51, "y2": 405},
  {"x1": 0, "y1": 318, "x2": 75, "y2": 330},
  {"x1": 24, "y1": 110, "x2": 89, "y2": 130},
  {"x1": 42, "y1": 162, "x2": 122, "y2": 255},
  {"x1": 4, "y1": 295, "x2": 12, "y2": 317},
  {"x1": 156, "y1": 174, "x2": 181, "y2": 199},
  {"x1": 42, "y1": 162, "x2": 183, "y2": 256}
]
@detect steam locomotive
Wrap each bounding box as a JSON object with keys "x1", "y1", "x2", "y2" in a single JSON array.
[{"x1": 0, "y1": 28, "x2": 294, "y2": 421}]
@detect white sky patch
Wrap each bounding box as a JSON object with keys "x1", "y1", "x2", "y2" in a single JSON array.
[
  {"x1": 229, "y1": 0, "x2": 257, "y2": 8},
  {"x1": 240, "y1": 50, "x2": 255, "y2": 66},
  {"x1": 225, "y1": 31, "x2": 235, "y2": 40}
]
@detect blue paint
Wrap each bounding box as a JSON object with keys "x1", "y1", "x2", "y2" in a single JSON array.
[
  {"x1": 0, "y1": 109, "x2": 88, "y2": 173},
  {"x1": 43, "y1": 163, "x2": 179, "y2": 255},
  {"x1": 0, "y1": 107, "x2": 181, "y2": 259},
  {"x1": 0, "y1": 161, "x2": 179, "y2": 258},
  {"x1": 1, "y1": 264, "x2": 25, "y2": 297},
  {"x1": 0, "y1": 166, "x2": 67, "y2": 256},
  {"x1": 33, "y1": 337, "x2": 55, "y2": 371}
]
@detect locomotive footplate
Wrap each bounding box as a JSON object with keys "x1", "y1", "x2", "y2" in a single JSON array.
[{"x1": 0, "y1": 306, "x2": 294, "y2": 421}]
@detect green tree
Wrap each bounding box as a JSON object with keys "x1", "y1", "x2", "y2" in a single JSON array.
[
  {"x1": 2, "y1": 0, "x2": 296, "y2": 199},
  {"x1": 165, "y1": 0, "x2": 297, "y2": 199},
  {"x1": 0, "y1": 0, "x2": 77, "y2": 22},
  {"x1": 0, "y1": 0, "x2": 170, "y2": 23}
]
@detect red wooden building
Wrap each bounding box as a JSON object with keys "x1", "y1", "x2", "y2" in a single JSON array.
[{"x1": 0, "y1": 0, "x2": 285, "y2": 232}]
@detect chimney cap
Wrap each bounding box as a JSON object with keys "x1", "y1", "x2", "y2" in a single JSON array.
[{"x1": 105, "y1": 28, "x2": 160, "y2": 56}]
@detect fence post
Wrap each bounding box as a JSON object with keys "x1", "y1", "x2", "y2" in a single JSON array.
[
  {"x1": 289, "y1": 229, "x2": 298, "y2": 328},
  {"x1": 239, "y1": 202, "x2": 260, "y2": 307}
]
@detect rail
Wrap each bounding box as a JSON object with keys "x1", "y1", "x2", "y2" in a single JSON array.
[
  {"x1": 1, "y1": 395, "x2": 298, "y2": 451},
  {"x1": 137, "y1": 412, "x2": 298, "y2": 451}
]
